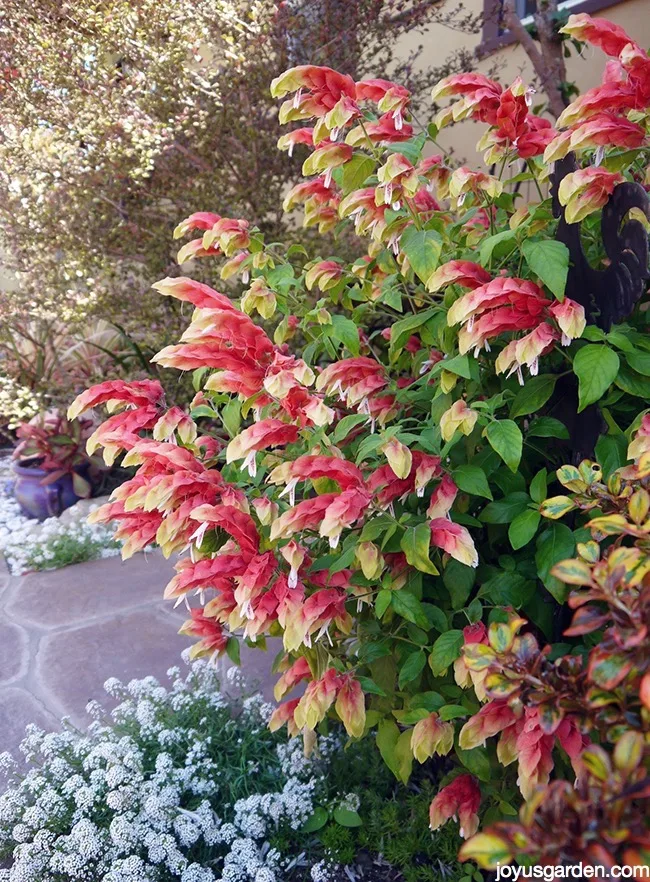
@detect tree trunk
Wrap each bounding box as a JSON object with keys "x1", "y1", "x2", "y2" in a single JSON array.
[{"x1": 501, "y1": 0, "x2": 568, "y2": 119}]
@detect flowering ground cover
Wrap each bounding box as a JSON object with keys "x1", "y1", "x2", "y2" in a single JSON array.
[
  {"x1": 0, "y1": 478, "x2": 119, "y2": 576},
  {"x1": 0, "y1": 656, "x2": 465, "y2": 882}
]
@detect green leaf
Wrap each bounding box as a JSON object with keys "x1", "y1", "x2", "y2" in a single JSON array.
[
  {"x1": 301, "y1": 806, "x2": 329, "y2": 832},
  {"x1": 527, "y1": 417, "x2": 569, "y2": 439},
  {"x1": 452, "y1": 464, "x2": 493, "y2": 500},
  {"x1": 386, "y1": 132, "x2": 426, "y2": 165},
  {"x1": 428, "y1": 630, "x2": 464, "y2": 676},
  {"x1": 360, "y1": 514, "x2": 395, "y2": 542},
  {"x1": 389, "y1": 307, "x2": 438, "y2": 355},
  {"x1": 605, "y1": 329, "x2": 635, "y2": 353},
  {"x1": 574, "y1": 345, "x2": 620, "y2": 412},
  {"x1": 456, "y1": 745, "x2": 491, "y2": 782},
  {"x1": 400, "y1": 227, "x2": 442, "y2": 287},
  {"x1": 339, "y1": 154, "x2": 376, "y2": 195},
  {"x1": 221, "y1": 398, "x2": 241, "y2": 438},
  {"x1": 625, "y1": 349, "x2": 650, "y2": 376},
  {"x1": 582, "y1": 326, "x2": 606, "y2": 342},
  {"x1": 376, "y1": 718, "x2": 400, "y2": 777},
  {"x1": 375, "y1": 589, "x2": 392, "y2": 619},
  {"x1": 510, "y1": 374, "x2": 557, "y2": 418},
  {"x1": 266, "y1": 264, "x2": 294, "y2": 294},
  {"x1": 522, "y1": 239, "x2": 569, "y2": 299},
  {"x1": 226, "y1": 637, "x2": 240, "y2": 665},
  {"x1": 401, "y1": 523, "x2": 439, "y2": 575},
  {"x1": 438, "y1": 353, "x2": 473, "y2": 379},
  {"x1": 356, "y1": 676, "x2": 387, "y2": 697},
  {"x1": 478, "y1": 571, "x2": 534, "y2": 606},
  {"x1": 466, "y1": 597, "x2": 483, "y2": 623},
  {"x1": 422, "y1": 603, "x2": 448, "y2": 633},
  {"x1": 409, "y1": 691, "x2": 445, "y2": 712},
  {"x1": 595, "y1": 433, "x2": 628, "y2": 478},
  {"x1": 329, "y1": 545, "x2": 357, "y2": 574},
  {"x1": 376, "y1": 720, "x2": 412, "y2": 783},
  {"x1": 380, "y1": 285, "x2": 402, "y2": 311},
  {"x1": 439, "y1": 704, "x2": 469, "y2": 721},
  {"x1": 508, "y1": 509, "x2": 541, "y2": 550},
  {"x1": 479, "y1": 230, "x2": 517, "y2": 266},
  {"x1": 535, "y1": 523, "x2": 576, "y2": 603},
  {"x1": 391, "y1": 590, "x2": 430, "y2": 629},
  {"x1": 398, "y1": 651, "x2": 427, "y2": 689},
  {"x1": 329, "y1": 314, "x2": 360, "y2": 356},
  {"x1": 332, "y1": 414, "x2": 368, "y2": 443},
  {"x1": 72, "y1": 472, "x2": 92, "y2": 498},
  {"x1": 479, "y1": 492, "x2": 531, "y2": 524},
  {"x1": 443, "y1": 558, "x2": 476, "y2": 610},
  {"x1": 192, "y1": 367, "x2": 210, "y2": 392},
  {"x1": 355, "y1": 433, "x2": 383, "y2": 464},
  {"x1": 486, "y1": 420, "x2": 523, "y2": 473},
  {"x1": 529, "y1": 469, "x2": 548, "y2": 504},
  {"x1": 333, "y1": 808, "x2": 363, "y2": 827},
  {"x1": 615, "y1": 363, "x2": 650, "y2": 398}
]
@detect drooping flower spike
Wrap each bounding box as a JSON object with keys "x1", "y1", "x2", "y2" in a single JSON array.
[
  {"x1": 356, "y1": 78, "x2": 411, "y2": 130},
  {"x1": 557, "y1": 167, "x2": 624, "y2": 224},
  {"x1": 432, "y1": 73, "x2": 502, "y2": 126},
  {"x1": 68, "y1": 379, "x2": 165, "y2": 420},
  {"x1": 428, "y1": 260, "x2": 492, "y2": 293},
  {"x1": 271, "y1": 65, "x2": 357, "y2": 130},
  {"x1": 545, "y1": 114, "x2": 645, "y2": 161},
  {"x1": 173, "y1": 211, "x2": 222, "y2": 239},
  {"x1": 345, "y1": 112, "x2": 414, "y2": 147},
  {"x1": 277, "y1": 127, "x2": 315, "y2": 156},
  {"x1": 559, "y1": 13, "x2": 639, "y2": 58},
  {"x1": 316, "y1": 357, "x2": 389, "y2": 407},
  {"x1": 429, "y1": 774, "x2": 481, "y2": 839},
  {"x1": 225, "y1": 419, "x2": 300, "y2": 477},
  {"x1": 151, "y1": 277, "x2": 240, "y2": 313}
]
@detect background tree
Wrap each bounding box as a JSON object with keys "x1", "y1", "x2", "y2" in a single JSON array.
[{"x1": 0, "y1": 0, "x2": 477, "y2": 346}]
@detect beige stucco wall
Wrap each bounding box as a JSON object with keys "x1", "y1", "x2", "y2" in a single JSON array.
[
  {"x1": 396, "y1": 0, "x2": 650, "y2": 164},
  {"x1": 0, "y1": 250, "x2": 19, "y2": 293}
]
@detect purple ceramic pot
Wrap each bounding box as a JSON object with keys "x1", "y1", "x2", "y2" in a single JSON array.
[{"x1": 11, "y1": 461, "x2": 86, "y2": 521}]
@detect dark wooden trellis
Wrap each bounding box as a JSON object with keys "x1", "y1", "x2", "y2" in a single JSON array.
[{"x1": 547, "y1": 153, "x2": 650, "y2": 460}]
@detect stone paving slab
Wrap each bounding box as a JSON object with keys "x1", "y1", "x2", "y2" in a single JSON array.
[
  {"x1": 0, "y1": 621, "x2": 29, "y2": 686},
  {"x1": 6, "y1": 551, "x2": 177, "y2": 630},
  {"x1": 35, "y1": 606, "x2": 193, "y2": 722},
  {"x1": 0, "y1": 549, "x2": 278, "y2": 760},
  {"x1": 0, "y1": 688, "x2": 58, "y2": 760}
]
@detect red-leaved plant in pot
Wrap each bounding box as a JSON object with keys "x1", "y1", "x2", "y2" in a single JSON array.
[{"x1": 12, "y1": 410, "x2": 101, "y2": 519}]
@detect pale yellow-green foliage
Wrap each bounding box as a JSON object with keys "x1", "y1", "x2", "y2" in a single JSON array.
[{"x1": 0, "y1": 0, "x2": 289, "y2": 327}]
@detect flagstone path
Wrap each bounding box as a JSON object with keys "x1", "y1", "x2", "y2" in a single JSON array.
[{"x1": 0, "y1": 550, "x2": 278, "y2": 760}]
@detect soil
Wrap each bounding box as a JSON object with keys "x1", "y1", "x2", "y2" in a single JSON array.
[{"x1": 288, "y1": 852, "x2": 406, "y2": 882}]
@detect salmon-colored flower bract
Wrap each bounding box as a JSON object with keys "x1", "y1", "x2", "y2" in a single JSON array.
[{"x1": 430, "y1": 774, "x2": 481, "y2": 839}]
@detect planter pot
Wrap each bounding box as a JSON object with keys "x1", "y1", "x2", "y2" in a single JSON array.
[{"x1": 11, "y1": 461, "x2": 89, "y2": 521}]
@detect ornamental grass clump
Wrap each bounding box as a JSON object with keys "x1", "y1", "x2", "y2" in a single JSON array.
[{"x1": 70, "y1": 13, "x2": 650, "y2": 868}]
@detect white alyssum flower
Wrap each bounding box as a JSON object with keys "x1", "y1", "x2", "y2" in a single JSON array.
[
  {"x1": 0, "y1": 479, "x2": 120, "y2": 576},
  {"x1": 0, "y1": 657, "x2": 339, "y2": 881}
]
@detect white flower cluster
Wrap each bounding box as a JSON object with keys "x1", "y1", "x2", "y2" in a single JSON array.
[
  {"x1": 0, "y1": 654, "x2": 336, "y2": 881},
  {"x1": 0, "y1": 377, "x2": 42, "y2": 430},
  {"x1": 0, "y1": 489, "x2": 119, "y2": 576},
  {"x1": 310, "y1": 859, "x2": 338, "y2": 882}
]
